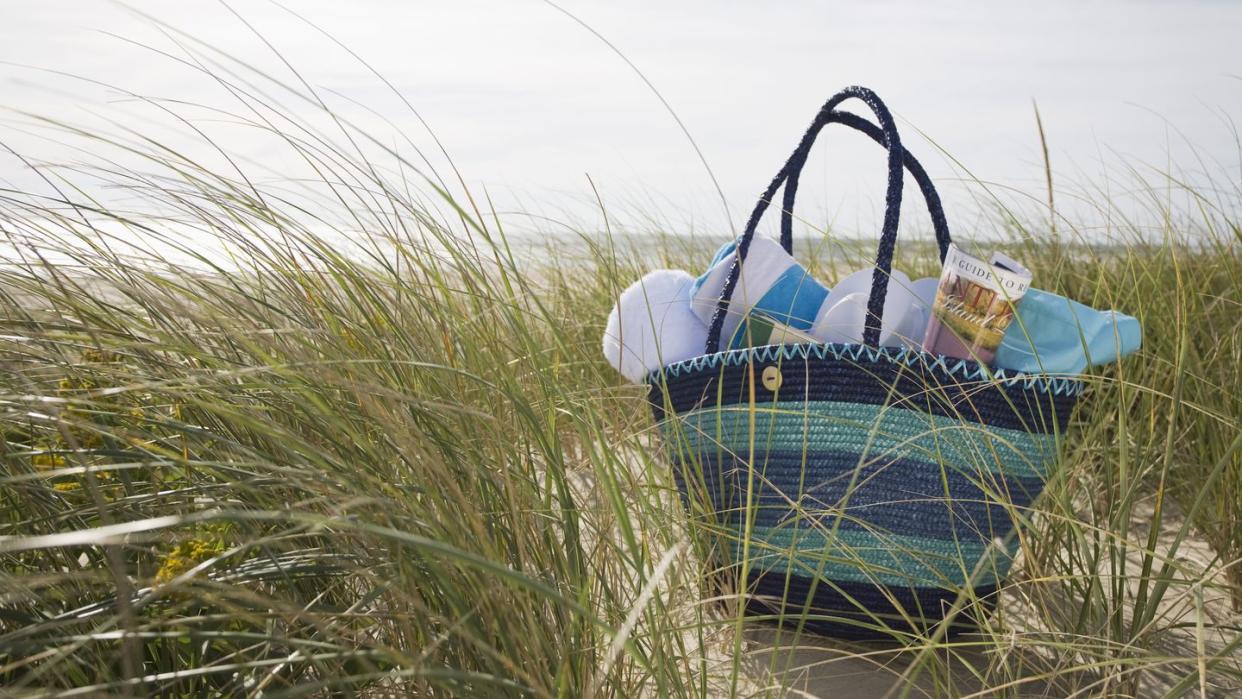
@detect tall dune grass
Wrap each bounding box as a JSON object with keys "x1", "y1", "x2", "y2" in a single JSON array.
[{"x1": 1, "y1": 35, "x2": 1241, "y2": 697}]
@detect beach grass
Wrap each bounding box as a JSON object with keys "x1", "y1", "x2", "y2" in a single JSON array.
[{"x1": 1, "y1": 41, "x2": 1241, "y2": 698}]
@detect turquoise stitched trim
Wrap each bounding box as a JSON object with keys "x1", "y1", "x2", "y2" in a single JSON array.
[
  {"x1": 662, "y1": 400, "x2": 1060, "y2": 481},
  {"x1": 646, "y1": 343, "x2": 1085, "y2": 397},
  {"x1": 727, "y1": 525, "x2": 1017, "y2": 588}
]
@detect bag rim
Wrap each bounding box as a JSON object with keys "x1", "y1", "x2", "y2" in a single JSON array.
[{"x1": 645, "y1": 342, "x2": 1085, "y2": 398}]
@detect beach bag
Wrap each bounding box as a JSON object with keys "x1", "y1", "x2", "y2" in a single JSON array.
[{"x1": 647, "y1": 87, "x2": 1084, "y2": 640}]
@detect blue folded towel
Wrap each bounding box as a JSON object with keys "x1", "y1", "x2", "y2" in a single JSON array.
[
  {"x1": 689, "y1": 238, "x2": 829, "y2": 349},
  {"x1": 994, "y1": 288, "x2": 1142, "y2": 375}
]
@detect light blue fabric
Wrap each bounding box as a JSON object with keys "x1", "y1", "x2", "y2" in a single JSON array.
[
  {"x1": 688, "y1": 240, "x2": 738, "y2": 298},
  {"x1": 727, "y1": 264, "x2": 829, "y2": 349},
  {"x1": 691, "y1": 241, "x2": 829, "y2": 350},
  {"x1": 995, "y1": 288, "x2": 1142, "y2": 375}
]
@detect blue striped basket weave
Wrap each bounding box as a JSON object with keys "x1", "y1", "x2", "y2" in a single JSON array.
[{"x1": 646, "y1": 87, "x2": 1084, "y2": 641}]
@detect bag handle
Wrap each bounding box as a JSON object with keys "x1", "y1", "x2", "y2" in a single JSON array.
[
  {"x1": 704, "y1": 86, "x2": 952, "y2": 353},
  {"x1": 778, "y1": 110, "x2": 952, "y2": 259}
]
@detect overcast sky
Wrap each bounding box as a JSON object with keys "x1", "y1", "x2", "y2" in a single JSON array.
[{"x1": 3, "y1": 0, "x2": 1240, "y2": 245}]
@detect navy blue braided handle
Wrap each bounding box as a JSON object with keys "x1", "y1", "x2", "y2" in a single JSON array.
[
  {"x1": 778, "y1": 111, "x2": 952, "y2": 258},
  {"x1": 705, "y1": 86, "x2": 953, "y2": 354}
]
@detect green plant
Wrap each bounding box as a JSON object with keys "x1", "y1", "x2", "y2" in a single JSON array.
[{"x1": 0, "y1": 28, "x2": 1239, "y2": 697}]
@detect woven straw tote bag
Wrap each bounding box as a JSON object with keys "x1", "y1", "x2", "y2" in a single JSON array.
[{"x1": 647, "y1": 86, "x2": 1084, "y2": 641}]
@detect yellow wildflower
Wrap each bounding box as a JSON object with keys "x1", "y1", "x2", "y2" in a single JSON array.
[
  {"x1": 155, "y1": 537, "x2": 225, "y2": 584},
  {"x1": 81, "y1": 348, "x2": 117, "y2": 364},
  {"x1": 57, "y1": 376, "x2": 95, "y2": 393},
  {"x1": 32, "y1": 452, "x2": 66, "y2": 470}
]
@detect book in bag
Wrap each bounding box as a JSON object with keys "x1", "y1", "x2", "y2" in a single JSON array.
[{"x1": 922, "y1": 243, "x2": 1032, "y2": 366}]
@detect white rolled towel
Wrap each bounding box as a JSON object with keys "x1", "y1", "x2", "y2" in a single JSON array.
[
  {"x1": 806, "y1": 271, "x2": 940, "y2": 349},
  {"x1": 602, "y1": 270, "x2": 708, "y2": 383}
]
